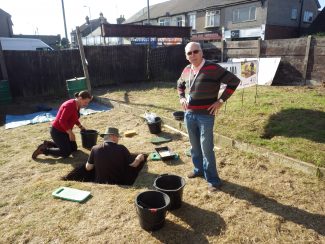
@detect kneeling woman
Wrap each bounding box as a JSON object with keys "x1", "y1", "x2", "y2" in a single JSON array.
[{"x1": 32, "y1": 90, "x2": 93, "y2": 159}]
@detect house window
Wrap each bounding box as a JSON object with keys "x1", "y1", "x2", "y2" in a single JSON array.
[
  {"x1": 205, "y1": 10, "x2": 220, "y2": 27},
  {"x1": 233, "y1": 6, "x2": 256, "y2": 23},
  {"x1": 159, "y1": 18, "x2": 170, "y2": 26},
  {"x1": 188, "y1": 13, "x2": 196, "y2": 30},
  {"x1": 303, "y1": 11, "x2": 313, "y2": 23},
  {"x1": 291, "y1": 8, "x2": 298, "y2": 20},
  {"x1": 71, "y1": 35, "x2": 75, "y2": 44},
  {"x1": 176, "y1": 16, "x2": 183, "y2": 27}
]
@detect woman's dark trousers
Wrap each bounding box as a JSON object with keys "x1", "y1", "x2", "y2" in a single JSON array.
[{"x1": 46, "y1": 127, "x2": 77, "y2": 158}]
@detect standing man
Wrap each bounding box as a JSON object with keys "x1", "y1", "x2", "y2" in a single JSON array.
[
  {"x1": 177, "y1": 42, "x2": 240, "y2": 192},
  {"x1": 85, "y1": 127, "x2": 146, "y2": 185}
]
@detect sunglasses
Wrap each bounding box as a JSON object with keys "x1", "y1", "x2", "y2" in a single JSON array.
[{"x1": 186, "y1": 50, "x2": 200, "y2": 56}]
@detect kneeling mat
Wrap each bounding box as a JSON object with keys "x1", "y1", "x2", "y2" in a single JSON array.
[{"x1": 150, "y1": 136, "x2": 172, "y2": 144}]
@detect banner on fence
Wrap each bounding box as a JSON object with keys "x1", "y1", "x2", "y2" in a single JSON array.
[
  {"x1": 228, "y1": 57, "x2": 281, "y2": 85},
  {"x1": 218, "y1": 60, "x2": 258, "y2": 91}
]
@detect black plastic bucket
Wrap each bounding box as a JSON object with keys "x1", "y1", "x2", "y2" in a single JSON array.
[
  {"x1": 80, "y1": 129, "x2": 98, "y2": 149},
  {"x1": 147, "y1": 117, "x2": 162, "y2": 134},
  {"x1": 172, "y1": 111, "x2": 184, "y2": 121},
  {"x1": 135, "y1": 190, "x2": 170, "y2": 231},
  {"x1": 153, "y1": 174, "x2": 186, "y2": 210}
]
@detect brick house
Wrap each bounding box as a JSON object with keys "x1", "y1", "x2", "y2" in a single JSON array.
[
  {"x1": 70, "y1": 13, "x2": 109, "y2": 47},
  {"x1": 125, "y1": 0, "x2": 321, "y2": 41},
  {"x1": 304, "y1": 7, "x2": 325, "y2": 35},
  {"x1": 0, "y1": 9, "x2": 13, "y2": 37}
]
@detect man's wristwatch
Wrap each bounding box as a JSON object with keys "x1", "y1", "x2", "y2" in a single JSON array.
[{"x1": 218, "y1": 99, "x2": 224, "y2": 104}]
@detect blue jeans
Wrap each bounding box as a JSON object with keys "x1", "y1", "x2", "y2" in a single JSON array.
[{"x1": 185, "y1": 111, "x2": 221, "y2": 186}]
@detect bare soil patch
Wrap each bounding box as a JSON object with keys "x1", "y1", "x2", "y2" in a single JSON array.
[{"x1": 0, "y1": 100, "x2": 324, "y2": 243}]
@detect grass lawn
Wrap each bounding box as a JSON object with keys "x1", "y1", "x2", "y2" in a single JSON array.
[
  {"x1": 0, "y1": 101, "x2": 324, "y2": 243},
  {"x1": 95, "y1": 83, "x2": 325, "y2": 167}
]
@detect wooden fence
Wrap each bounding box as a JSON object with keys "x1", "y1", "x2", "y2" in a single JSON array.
[
  {"x1": 0, "y1": 45, "x2": 186, "y2": 98},
  {"x1": 150, "y1": 45, "x2": 187, "y2": 82},
  {"x1": 203, "y1": 36, "x2": 325, "y2": 85},
  {"x1": 0, "y1": 36, "x2": 324, "y2": 99},
  {"x1": 0, "y1": 45, "x2": 150, "y2": 97}
]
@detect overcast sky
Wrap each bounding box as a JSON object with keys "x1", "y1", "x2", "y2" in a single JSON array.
[{"x1": 1, "y1": 0, "x2": 324, "y2": 39}]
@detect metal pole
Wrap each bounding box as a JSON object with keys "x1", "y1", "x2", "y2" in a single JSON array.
[
  {"x1": 86, "y1": 6, "x2": 92, "y2": 34},
  {"x1": 146, "y1": 0, "x2": 151, "y2": 80},
  {"x1": 88, "y1": 7, "x2": 91, "y2": 21},
  {"x1": 61, "y1": 0, "x2": 68, "y2": 40},
  {"x1": 147, "y1": 0, "x2": 150, "y2": 24},
  {"x1": 88, "y1": 7, "x2": 93, "y2": 45},
  {"x1": 84, "y1": 6, "x2": 93, "y2": 45}
]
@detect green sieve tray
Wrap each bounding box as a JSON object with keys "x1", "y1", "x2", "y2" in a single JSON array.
[{"x1": 52, "y1": 187, "x2": 91, "y2": 203}]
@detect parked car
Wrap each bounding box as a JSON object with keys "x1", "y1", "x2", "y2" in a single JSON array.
[{"x1": 0, "y1": 37, "x2": 53, "y2": 51}]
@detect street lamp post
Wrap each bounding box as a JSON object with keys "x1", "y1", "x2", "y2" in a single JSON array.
[
  {"x1": 84, "y1": 5, "x2": 93, "y2": 34},
  {"x1": 61, "y1": 0, "x2": 68, "y2": 40},
  {"x1": 84, "y1": 5, "x2": 93, "y2": 45},
  {"x1": 146, "y1": 0, "x2": 151, "y2": 80},
  {"x1": 147, "y1": 0, "x2": 150, "y2": 24}
]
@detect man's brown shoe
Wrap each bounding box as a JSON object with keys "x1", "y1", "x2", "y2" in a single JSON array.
[
  {"x1": 187, "y1": 172, "x2": 202, "y2": 179},
  {"x1": 32, "y1": 144, "x2": 46, "y2": 159}
]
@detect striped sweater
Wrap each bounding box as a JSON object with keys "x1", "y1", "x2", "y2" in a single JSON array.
[{"x1": 177, "y1": 60, "x2": 240, "y2": 114}]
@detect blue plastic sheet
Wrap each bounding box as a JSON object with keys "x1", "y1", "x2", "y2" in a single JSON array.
[{"x1": 5, "y1": 102, "x2": 111, "y2": 129}]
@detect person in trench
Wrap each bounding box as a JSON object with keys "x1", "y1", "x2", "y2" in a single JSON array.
[
  {"x1": 84, "y1": 127, "x2": 147, "y2": 185},
  {"x1": 32, "y1": 90, "x2": 92, "y2": 159}
]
